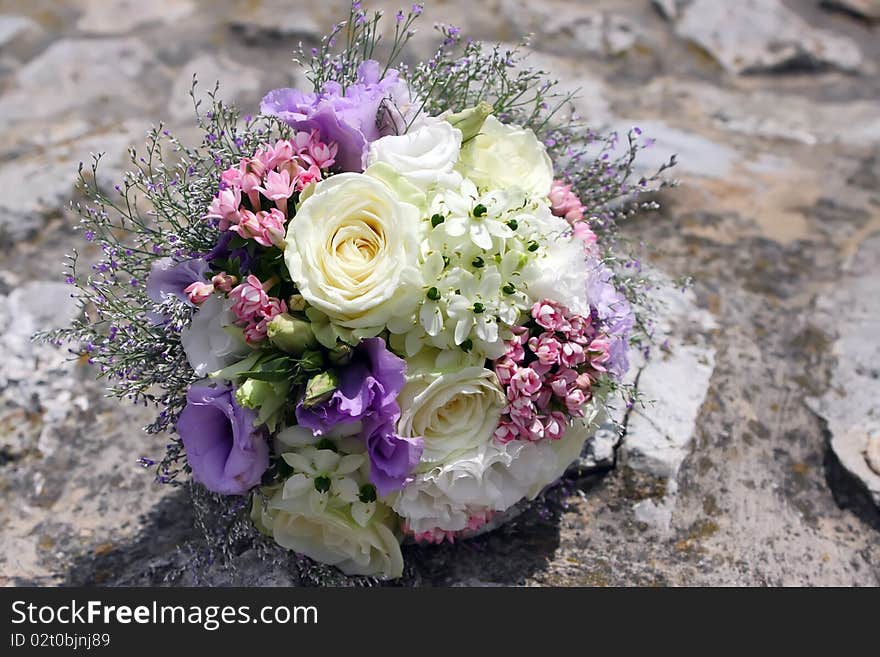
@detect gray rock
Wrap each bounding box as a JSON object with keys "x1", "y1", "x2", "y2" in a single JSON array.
[
  {"x1": 502, "y1": 1, "x2": 642, "y2": 57},
  {"x1": 0, "y1": 38, "x2": 162, "y2": 124},
  {"x1": 607, "y1": 119, "x2": 740, "y2": 179},
  {"x1": 619, "y1": 286, "x2": 717, "y2": 480},
  {"x1": 227, "y1": 1, "x2": 321, "y2": 42},
  {"x1": 821, "y1": 0, "x2": 880, "y2": 23},
  {"x1": 0, "y1": 120, "x2": 148, "y2": 243},
  {"x1": 651, "y1": 0, "x2": 681, "y2": 20},
  {"x1": 807, "y1": 233, "x2": 880, "y2": 510},
  {"x1": 76, "y1": 0, "x2": 196, "y2": 34},
  {"x1": 0, "y1": 14, "x2": 42, "y2": 49},
  {"x1": 675, "y1": 0, "x2": 865, "y2": 74},
  {"x1": 168, "y1": 54, "x2": 263, "y2": 122}
]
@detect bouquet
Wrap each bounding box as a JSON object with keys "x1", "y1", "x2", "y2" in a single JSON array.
[{"x1": 46, "y1": 2, "x2": 672, "y2": 580}]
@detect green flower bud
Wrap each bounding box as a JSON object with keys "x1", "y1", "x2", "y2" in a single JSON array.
[
  {"x1": 502, "y1": 282, "x2": 516, "y2": 295},
  {"x1": 314, "y1": 476, "x2": 331, "y2": 493},
  {"x1": 315, "y1": 438, "x2": 338, "y2": 452},
  {"x1": 472, "y1": 302, "x2": 485, "y2": 314},
  {"x1": 430, "y1": 213, "x2": 445, "y2": 228},
  {"x1": 302, "y1": 371, "x2": 339, "y2": 408},
  {"x1": 472, "y1": 203, "x2": 487, "y2": 217},
  {"x1": 267, "y1": 313, "x2": 317, "y2": 355},
  {"x1": 235, "y1": 378, "x2": 276, "y2": 410},
  {"x1": 446, "y1": 102, "x2": 493, "y2": 142},
  {"x1": 460, "y1": 338, "x2": 473, "y2": 352},
  {"x1": 299, "y1": 349, "x2": 325, "y2": 371},
  {"x1": 426, "y1": 286, "x2": 441, "y2": 301},
  {"x1": 506, "y1": 218, "x2": 518, "y2": 230}
]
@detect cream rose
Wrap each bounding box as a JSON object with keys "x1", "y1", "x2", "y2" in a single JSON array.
[
  {"x1": 458, "y1": 115, "x2": 554, "y2": 198},
  {"x1": 397, "y1": 366, "x2": 505, "y2": 464},
  {"x1": 259, "y1": 489, "x2": 404, "y2": 579},
  {"x1": 367, "y1": 119, "x2": 463, "y2": 190},
  {"x1": 284, "y1": 173, "x2": 422, "y2": 332}
]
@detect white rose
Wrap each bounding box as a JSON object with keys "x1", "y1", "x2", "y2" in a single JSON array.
[
  {"x1": 458, "y1": 115, "x2": 554, "y2": 198},
  {"x1": 397, "y1": 366, "x2": 505, "y2": 464},
  {"x1": 367, "y1": 119, "x2": 463, "y2": 190},
  {"x1": 180, "y1": 294, "x2": 250, "y2": 377},
  {"x1": 393, "y1": 418, "x2": 595, "y2": 533},
  {"x1": 259, "y1": 489, "x2": 404, "y2": 579},
  {"x1": 284, "y1": 173, "x2": 422, "y2": 332}
]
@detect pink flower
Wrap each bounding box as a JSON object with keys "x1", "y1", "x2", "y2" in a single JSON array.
[
  {"x1": 261, "y1": 295, "x2": 287, "y2": 321},
  {"x1": 531, "y1": 299, "x2": 569, "y2": 332},
  {"x1": 576, "y1": 372, "x2": 594, "y2": 390},
  {"x1": 494, "y1": 357, "x2": 518, "y2": 386},
  {"x1": 308, "y1": 139, "x2": 338, "y2": 169},
  {"x1": 258, "y1": 169, "x2": 297, "y2": 216},
  {"x1": 504, "y1": 337, "x2": 525, "y2": 363},
  {"x1": 255, "y1": 208, "x2": 287, "y2": 248},
  {"x1": 229, "y1": 275, "x2": 269, "y2": 323},
  {"x1": 524, "y1": 416, "x2": 545, "y2": 441},
  {"x1": 549, "y1": 179, "x2": 585, "y2": 224},
  {"x1": 560, "y1": 341, "x2": 586, "y2": 368},
  {"x1": 550, "y1": 368, "x2": 577, "y2": 397},
  {"x1": 220, "y1": 167, "x2": 242, "y2": 189},
  {"x1": 184, "y1": 281, "x2": 214, "y2": 305},
  {"x1": 494, "y1": 421, "x2": 520, "y2": 444},
  {"x1": 510, "y1": 325, "x2": 530, "y2": 344},
  {"x1": 238, "y1": 158, "x2": 265, "y2": 210},
  {"x1": 588, "y1": 337, "x2": 611, "y2": 371},
  {"x1": 292, "y1": 130, "x2": 314, "y2": 153},
  {"x1": 205, "y1": 187, "x2": 242, "y2": 230},
  {"x1": 564, "y1": 388, "x2": 587, "y2": 416},
  {"x1": 244, "y1": 320, "x2": 268, "y2": 344},
  {"x1": 230, "y1": 209, "x2": 263, "y2": 242},
  {"x1": 211, "y1": 272, "x2": 238, "y2": 293},
  {"x1": 507, "y1": 397, "x2": 536, "y2": 429},
  {"x1": 508, "y1": 367, "x2": 543, "y2": 398},
  {"x1": 528, "y1": 332, "x2": 561, "y2": 366},
  {"x1": 261, "y1": 140, "x2": 294, "y2": 170},
  {"x1": 544, "y1": 411, "x2": 568, "y2": 441},
  {"x1": 573, "y1": 221, "x2": 597, "y2": 245},
  {"x1": 230, "y1": 209, "x2": 286, "y2": 248},
  {"x1": 534, "y1": 385, "x2": 552, "y2": 410},
  {"x1": 565, "y1": 313, "x2": 592, "y2": 344},
  {"x1": 295, "y1": 164, "x2": 323, "y2": 191}
]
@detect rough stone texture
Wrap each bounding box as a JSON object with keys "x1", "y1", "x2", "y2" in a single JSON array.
[
  {"x1": 674, "y1": 0, "x2": 866, "y2": 75},
  {"x1": 1, "y1": 0, "x2": 879, "y2": 587},
  {"x1": 807, "y1": 233, "x2": 880, "y2": 511}
]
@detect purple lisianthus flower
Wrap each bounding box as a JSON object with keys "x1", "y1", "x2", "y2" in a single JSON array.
[
  {"x1": 585, "y1": 257, "x2": 635, "y2": 378},
  {"x1": 296, "y1": 337, "x2": 423, "y2": 495},
  {"x1": 146, "y1": 257, "x2": 210, "y2": 304},
  {"x1": 205, "y1": 231, "x2": 255, "y2": 274},
  {"x1": 177, "y1": 382, "x2": 269, "y2": 495},
  {"x1": 261, "y1": 60, "x2": 412, "y2": 173}
]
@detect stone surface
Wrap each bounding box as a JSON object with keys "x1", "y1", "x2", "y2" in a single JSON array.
[
  {"x1": 75, "y1": 0, "x2": 196, "y2": 34},
  {"x1": 821, "y1": 0, "x2": 880, "y2": 23},
  {"x1": 0, "y1": 38, "x2": 160, "y2": 123},
  {"x1": 168, "y1": 54, "x2": 263, "y2": 122},
  {"x1": 620, "y1": 287, "x2": 717, "y2": 479},
  {"x1": 807, "y1": 233, "x2": 880, "y2": 510},
  {"x1": 1, "y1": 0, "x2": 879, "y2": 587},
  {"x1": 674, "y1": 0, "x2": 865, "y2": 74}
]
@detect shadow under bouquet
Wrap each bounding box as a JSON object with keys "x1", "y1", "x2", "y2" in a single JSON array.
[{"x1": 45, "y1": 2, "x2": 673, "y2": 580}]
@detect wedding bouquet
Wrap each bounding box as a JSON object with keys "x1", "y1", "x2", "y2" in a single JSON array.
[{"x1": 46, "y1": 2, "x2": 672, "y2": 579}]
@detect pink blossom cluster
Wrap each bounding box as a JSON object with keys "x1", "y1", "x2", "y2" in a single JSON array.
[
  {"x1": 228, "y1": 274, "x2": 287, "y2": 344},
  {"x1": 493, "y1": 299, "x2": 612, "y2": 444},
  {"x1": 402, "y1": 510, "x2": 494, "y2": 545},
  {"x1": 205, "y1": 132, "x2": 338, "y2": 243},
  {"x1": 549, "y1": 179, "x2": 597, "y2": 246},
  {"x1": 183, "y1": 271, "x2": 238, "y2": 305}
]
